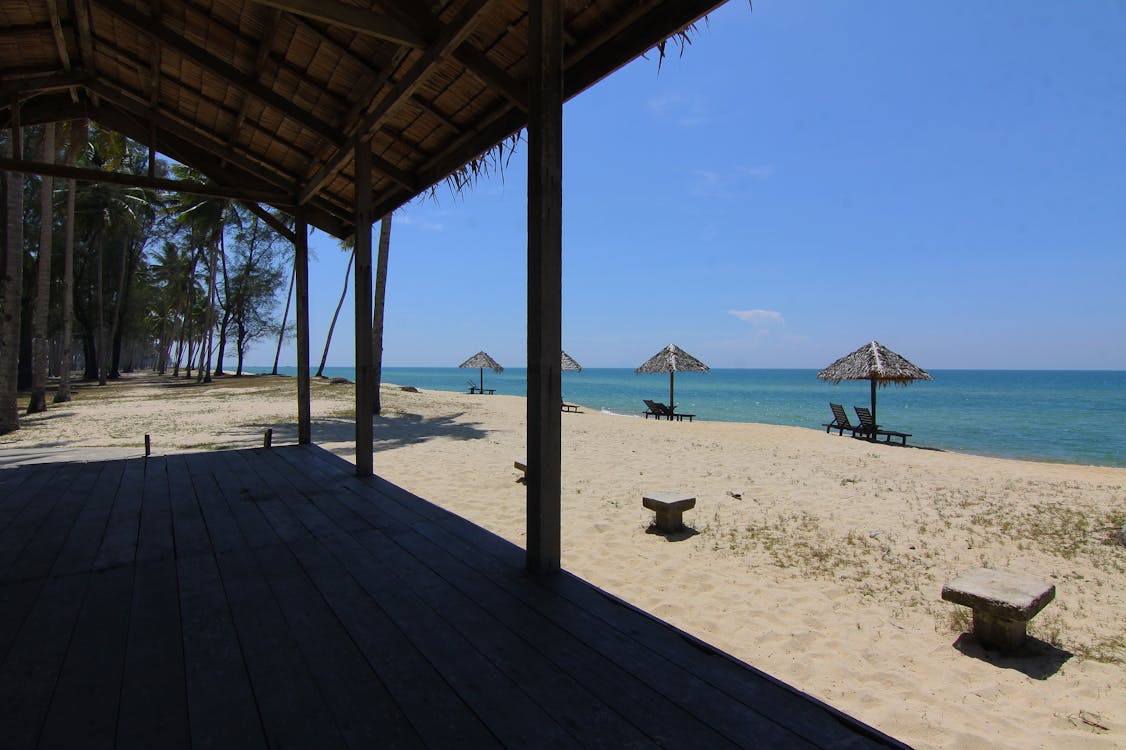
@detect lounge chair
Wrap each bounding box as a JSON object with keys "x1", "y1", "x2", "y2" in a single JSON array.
[
  {"x1": 853, "y1": 406, "x2": 911, "y2": 445},
  {"x1": 643, "y1": 399, "x2": 695, "y2": 422},
  {"x1": 823, "y1": 403, "x2": 859, "y2": 436},
  {"x1": 561, "y1": 402, "x2": 580, "y2": 413}
]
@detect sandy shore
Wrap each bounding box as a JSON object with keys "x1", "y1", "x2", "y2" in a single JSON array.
[{"x1": 3, "y1": 372, "x2": 1124, "y2": 749}]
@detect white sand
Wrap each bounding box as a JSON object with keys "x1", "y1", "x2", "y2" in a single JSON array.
[{"x1": 4, "y1": 372, "x2": 1124, "y2": 749}]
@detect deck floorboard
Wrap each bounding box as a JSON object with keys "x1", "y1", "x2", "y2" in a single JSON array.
[{"x1": 0, "y1": 445, "x2": 909, "y2": 750}]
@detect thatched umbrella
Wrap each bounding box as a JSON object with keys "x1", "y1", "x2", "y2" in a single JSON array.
[
  {"x1": 561, "y1": 350, "x2": 582, "y2": 372},
  {"x1": 459, "y1": 351, "x2": 503, "y2": 392},
  {"x1": 817, "y1": 341, "x2": 932, "y2": 427},
  {"x1": 635, "y1": 344, "x2": 709, "y2": 410}
]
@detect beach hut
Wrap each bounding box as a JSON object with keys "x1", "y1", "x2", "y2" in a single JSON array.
[
  {"x1": 459, "y1": 351, "x2": 504, "y2": 393},
  {"x1": 817, "y1": 341, "x2": 932, "y2": 427},
  {"x1": 635, "y1": 344, "x2": 709, "y2": 413}
]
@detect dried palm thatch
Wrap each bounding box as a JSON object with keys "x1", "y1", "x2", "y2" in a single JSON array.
[
  {"x1": 0, "y1": 0, "x2": 731, "y2": 240},
  {"x1": 635, "y1": 344, "x2": 709, "y2": 411},
  {"x1": 459, "y1": 350, "x2": 503, "y2": 392},
  {"x1": 817, "y1": 341, "x2": 932, "y2": 427},
  {"x1": 561, "y1": 350, "x2": 582, "y2": 372}
]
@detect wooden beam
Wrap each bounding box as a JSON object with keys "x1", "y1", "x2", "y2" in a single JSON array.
[
  {"x1": 0, "y1": 72, "x2": 91, "y2": 99},
  {"x1": 241, "y1": 202, "x2": 296, "y2": 244},
  {"x1": 44, "y1": 0, "x2": 80, "y2": 104},
  {"x1": 295, "y1": 208, "x2": 311, "y2": 445},
  {"x1": 0, "y1": 157, "x2": 293, "y2": 204},
  {"x1": 72, "y1": 0, "x2": 97, "y2": 94},
  {"x1": 298, "y1": 0, "x2": 491, "y2": 204},
  {"x1": 246, "y1": 0, "x2": 425, "y2": 48},
  {"x1": 453, "y1": 44, "x2": 526, "y2": 111},
  {"x1": 525, "y1": 0, "x2": 563, "y2": 575},
  {"x1": 97, "y1": 0, "x2": 341, "y2": 142},
  {"x1": 353, "y1": 136, "x2": 374, "y2": 477}
]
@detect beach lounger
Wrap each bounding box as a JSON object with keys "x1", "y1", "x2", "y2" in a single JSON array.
[
  {"x1": 824, "y1": 402, "x2": 859, "y2": 436},
  {"x1": 561, "y1": 402, "x2": 580, "y2": 413},
  {"x1": 853, "y1": 406, "x2": 911, "y2": 445},
  {"x1": 643, "y1": 399, "x2": 695, "y2": 422}
]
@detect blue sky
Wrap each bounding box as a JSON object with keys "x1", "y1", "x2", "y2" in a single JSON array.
[{"x1": 248, "y1": 1, "x2": 1126, "y2": 371}]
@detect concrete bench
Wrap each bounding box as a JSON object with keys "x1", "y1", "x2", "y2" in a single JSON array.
[
  {"x1": 642, "y1": 492, "x2": 696, "y2": 533},
  {"x1": 941, "y1": 568, "x2": 1056, "y2": 653}
]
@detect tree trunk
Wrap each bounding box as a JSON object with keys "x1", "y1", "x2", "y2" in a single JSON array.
[
  {"x1": 272, "y1": 265, "x2": 294, "y2": 375},
  {"x1": 316, "y1": 249, "x2": 354, "y2": 378},
  {"x1": 107, "y1": 237, "x2": 134, "y2": 379},
  {"x1": 54, "y1": 121, "x2": 82, "y2": 403},
  {"x1": 27, "y1": 125, "x2": 56, "y2": 413},
  {"x1": 372, "y1": 213, "x2": 392, "y2": 415},
  {"x1": 0, "y1": 117, "x2": 25, "y2": 433},
  {"x1": 214, "y1": 231, "x2": 230, "y2": 376},
  {"x1": 201, "y1": 233, "x2": 219, "y2": 383}
]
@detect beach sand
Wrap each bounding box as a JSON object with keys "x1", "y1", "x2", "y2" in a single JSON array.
[{"x1": 3, "y1": 372, "x2": 1124, "y2": 749}]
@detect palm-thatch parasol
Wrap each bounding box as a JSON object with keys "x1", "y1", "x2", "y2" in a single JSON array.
[
  {"x1": 560, "y1": 351, "x2": 582, "y2": 372},
  {"x1": 817, "y1": 341, "x2": 932, "y2": 427},
  {"x1": 635, "y1": 344, "x2": 709, "y2": 411},
  {"x1": 459, "y1": 351, "x2": 504, "y2": 392}
]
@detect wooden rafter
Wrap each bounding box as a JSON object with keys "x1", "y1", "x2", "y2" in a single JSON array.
[
  {"x1": 0, "y1": 156, "x2": 292, "y2": 203},
  {"x1": 96, "y1": 0, "x2": 341, "y2": 142},
  {"x1": 246, "y1": 0, "x2": 425, "y2": 48},
  {"x1": 298, "y1": 0, "x2": 493, "y2": 204}
]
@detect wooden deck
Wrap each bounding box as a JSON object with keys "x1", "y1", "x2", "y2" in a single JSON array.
[{"x1": 0, "y1": 445, "x2": 909, "y2": 749}]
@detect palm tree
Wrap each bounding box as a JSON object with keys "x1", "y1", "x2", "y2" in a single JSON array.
[
  {"x1": 54, "y1": 119, "x2": 86, "y2": 404},
  {"x1": 167, "y1": 167, "x2": 230, "y2": 383},
  {"x1": 372, "y1": 212, "x2": 392, "y2": 414},
  {"x1": 0, "y1": 124, "x2": 25, "y2": 433},
  {"x1": 316, "y1": 243, "x2": 355, "y2": 378},
  {"x1": 27, "y1": 124, "x2": 56, "y2": 413}
]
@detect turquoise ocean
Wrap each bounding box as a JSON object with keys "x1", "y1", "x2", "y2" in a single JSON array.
[{"x1": 247, "y1": 367, "x2": 1126, "y2": 469}]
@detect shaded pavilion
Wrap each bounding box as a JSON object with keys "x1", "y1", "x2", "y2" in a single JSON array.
[{"x1": 1, "y1": 3, "x2": 910, "y2": 746}]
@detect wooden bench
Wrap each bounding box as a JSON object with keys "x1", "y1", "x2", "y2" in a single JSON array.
[
  {"x1": 561, "y1": 402, "x2": 580, "y2": 413},
  {"x1": 941, "y1": 568, "x2": 1055, "y2": 653},
  {"x1": 642, "y1": 492, "x2": 696, "y2": 533}
]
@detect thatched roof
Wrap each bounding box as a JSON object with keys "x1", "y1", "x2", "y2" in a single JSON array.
[
  {"x1": 635, "y1": 344, "x2": 709, "y2": 374},
  {"x1": 0, "y1": 0, "x2": 727, "y2": 239},
  {"x1": 817, "y1": 341, "x2": 932, "y2": 386},
  {"x1": 459, "y1": 350, "x2": 502, "y2": 372},
  {"x1": 561, "y1": 350, "x2": 582, "y2": 372}
]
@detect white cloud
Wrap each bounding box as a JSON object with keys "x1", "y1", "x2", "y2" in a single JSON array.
[{"x1": 729, "y1": 309, "x2": 785, "y2": 324}]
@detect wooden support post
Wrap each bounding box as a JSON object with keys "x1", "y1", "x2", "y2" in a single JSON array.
[
  {"x1": 525, "y1": 0, "x2": 563, "y2": 575},
  {"x1": 295, "y1": 207, "x2": 311, "y2": 444},
  {"x1": 263, "y1": 428, "x2": 272, "y2": 448},
  {"x1": 144, "y1": 434, "x2": 150, "y2": 457},
  {"x1": 354, "y1": 135, "x2": 375, "y2": 477}
]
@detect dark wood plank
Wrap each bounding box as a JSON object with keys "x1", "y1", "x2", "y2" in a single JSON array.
[
  {"x1": 166, "y1": 453, "x2": 213, "y2": 558},
  {"x1": 136, "y1": 455, "x2": 175, "y2": 563},
  {"x1": 0, "y1": 461, "x2": 89, "y2": 580},
  {"x1": 116, "y1": 559, "x2": 189, "y2": 750},
  {"x1": 37, "y1": 566, "x2": 134, "y2": 750},
  {"x1": 92, "y1": 457, "x2": 146, "y2": 571},
  {"x1": 0, "y1": 462, "x2": 52, "y2": 525},
  {"x1": 422, "y1": 509, "x2": 903, "y2": 749},
  {"x1": 327, "y1": 527, "x2": 637, "y2": 749},
  {"x1": 0, "y1": 573, "x2": 90, "y2": 749},
  {"x1": 177, "y1": 550, "x2": 267, "y2": 749},
  {"x1": 49, "y1": 461, "x2": 124, "y2": 577}
]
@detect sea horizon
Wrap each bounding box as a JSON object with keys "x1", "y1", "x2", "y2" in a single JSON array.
[{"x1": 242, "y1": 366, "x2": 1126, "y2": 470}]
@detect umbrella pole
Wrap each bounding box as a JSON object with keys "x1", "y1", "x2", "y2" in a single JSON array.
[
  {"x1": 669, "y1": 372, "x2": 675, "y2": 414},
  {"x1": 870, "y1": 379, "x2": 877, "y2": 429},
  {"x1": 480, "y1": 368, "x2": 484, "y2": 393}
]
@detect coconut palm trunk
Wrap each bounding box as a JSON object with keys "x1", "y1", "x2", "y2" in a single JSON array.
[
  {"x1": 27, "y1": 125, "x2": 55, "y2": 413},
  {"x1": 372, "y1": 212, "x2": 392, "y2": 414},
  {"x1": 0, "y1": 122, "x2": 25, "y2": 433},
  {"x1": 316, "y1": 249, "x2": 354, "y2": 378},
  {"x1": 272, "y1": 266, "x2": 294, "y2": 375},
  {"x1": 54, "y1": 122, "x2": 83, "y2": 403}
]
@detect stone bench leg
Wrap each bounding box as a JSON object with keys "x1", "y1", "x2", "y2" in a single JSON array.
[
  {"x1": 652, "y1": 507, "x2": 684, "y2": 532},
  {"x1": 972, "y1": 610, "x2": 1028, "y2": 653}
]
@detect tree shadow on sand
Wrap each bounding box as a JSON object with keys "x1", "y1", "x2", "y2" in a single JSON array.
[
  {"x1": 951, "y1": 633, "x2": 1072, "y2": 680},
  {"x1": 245, "y1": 410, "x2": 489, "y2": 451}
]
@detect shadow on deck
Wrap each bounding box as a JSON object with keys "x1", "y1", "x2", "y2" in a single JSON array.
[{"x1": 0, "y1": 445, "x2": 909, "y2": 748}]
